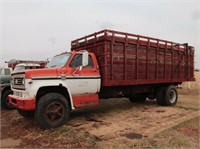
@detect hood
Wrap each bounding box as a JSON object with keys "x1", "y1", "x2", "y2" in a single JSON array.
[{"x1": 12, "y1": 68, "x2": 59, "y2": 79}]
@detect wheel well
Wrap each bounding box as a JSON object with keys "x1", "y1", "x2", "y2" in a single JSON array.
[
  {"x1": 1, "y1": 86, "x2": 11, "y2": 96},
  {"x1": 36, "y1": 86, "x2": 72, "y2": 109}
]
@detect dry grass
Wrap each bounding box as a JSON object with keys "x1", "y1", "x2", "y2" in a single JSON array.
[
  {"x1": 177, "y1": 94, "x2": 199, "y2": 110},
  {"x1": 178, "y1": 71, "x2": 200, "y2": 95},
  {"x1": 114, "y1": 116, "x2": 200, "y2": 149},
  {"x1": 150, "y1": 116, "x2": 200, "y2": 148},
  {"x1": 1, "y1": 71, "x2": 199, "y2": 148}
]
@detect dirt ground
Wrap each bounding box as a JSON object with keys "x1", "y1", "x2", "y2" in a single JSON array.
[{"x1": 1, "y1": 71, "x2": 199, "y2": 148}]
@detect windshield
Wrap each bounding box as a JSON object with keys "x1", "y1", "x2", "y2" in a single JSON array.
[
  {"x1": 46, "y1": 53, "x2": 71, "y2": 68},
  {"x1": 14, "y1": 66, "x2": 26, "y2": 72}
]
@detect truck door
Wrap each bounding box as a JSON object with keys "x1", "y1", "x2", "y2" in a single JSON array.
[{"x1": 66, "y1": 53, "x2": 101, "y2": 96}]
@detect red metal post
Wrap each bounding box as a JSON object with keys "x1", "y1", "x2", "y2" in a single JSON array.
[
  {"x1": 104, "y1": 31, "x2": 108, "y2": 82},
  {"x1": 178, "y1": 45, "x2": 180, "y2": 78},
  {"x1": 156, "y1": 40, "x2": 159, "y2": 79},
  {"x1": 164, "y1": 42, "x2": 167, "y2": 78},
  {"x1": 188, "y1": 46, "x2": 190, "y2": 79},
  {"x1": 136, "y1": 37, "x2": 139, "y2": 80},
  {"x1": 171, "y1": 43, "x2": 174, "y2": 79},
  {"x1": 111, "y1": 31, "x2": 115, "y2": 81},
  {"x1": 124, "y1": 34, "x2": 128, "y2": 80},
  {"x1": 146, "y1": 39, "x2": 150, "y2": 79}
]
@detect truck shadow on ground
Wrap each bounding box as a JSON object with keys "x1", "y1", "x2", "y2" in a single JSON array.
[
  {"x1": 1, "y1": 98, "x2": 158, "y2": 134},
  {"x1": 70, "y1": 98, "x2": 157, "y2": 119}
]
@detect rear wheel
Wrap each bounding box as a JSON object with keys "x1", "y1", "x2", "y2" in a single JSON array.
[
  {"x1": 129, "y1": 95, "x2": 146, "y2": 103},
  {"x1": 35, "y1": 93, "x2": 70, "y2": 129},
  {"x1": 156, "y1": 85, "x2": 178, "y2": 106},
  {"x1": 1, "y1": 90, "x2": 15, "y2": 110},
  {"x1": 165, "y1": 85, "x2": 178, "y2": 106}
]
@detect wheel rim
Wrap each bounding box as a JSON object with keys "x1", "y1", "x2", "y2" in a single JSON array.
[
  {"x1": 168, "y1": 90, "x2": 176, "y2": 103},
  {"x1": 46, "y1": 101, "x2": 65, "y2": 124}
]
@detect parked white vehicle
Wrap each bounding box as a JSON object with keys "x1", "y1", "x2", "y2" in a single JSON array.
[{"x1": 14, "y1": 63, "x2": 41, "y2": 72}]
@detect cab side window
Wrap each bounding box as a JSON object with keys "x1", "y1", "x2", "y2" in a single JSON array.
[{"x1": 69, "y1": 54, "x2": 94, "y2": 68}]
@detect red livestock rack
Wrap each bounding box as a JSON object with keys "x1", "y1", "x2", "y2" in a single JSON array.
[{"x1": 71, "y1": 29, "x2": 195, "y2": 86}]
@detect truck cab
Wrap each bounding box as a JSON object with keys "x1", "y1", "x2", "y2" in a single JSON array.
[{"x1": 9, "y1": 50, "x2": 101, "y2": 128}]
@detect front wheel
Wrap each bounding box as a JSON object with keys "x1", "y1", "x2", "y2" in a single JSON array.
[{"x1": 34, "y1": 93, "x2": 70, "y2": 129}]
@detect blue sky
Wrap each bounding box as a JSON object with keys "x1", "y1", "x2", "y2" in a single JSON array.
[{"x1": 1, "y1": 0, "x2": 199, "y2": 68}]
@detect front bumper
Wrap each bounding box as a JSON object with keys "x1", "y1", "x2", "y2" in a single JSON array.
[{"x1": 8, "y1": 95, "x2": 36, "y2": 110}]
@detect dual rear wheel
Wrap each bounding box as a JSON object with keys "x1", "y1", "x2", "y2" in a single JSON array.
[
  {"x1": 156, "y1": 85, "x2": 178, "y2": 106},
  {"x1": 129, "y1": 85, "x2": 178, "y2": 106}
]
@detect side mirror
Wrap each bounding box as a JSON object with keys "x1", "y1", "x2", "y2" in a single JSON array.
[{"x1": 82, "y1": 50, "x2": 88, "y2": 67}]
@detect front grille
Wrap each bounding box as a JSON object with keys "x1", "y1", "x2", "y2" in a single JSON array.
[
  {"x1": 14, "y1": 77, "x2": 23, "y2": 85},
  {"x1": 12, "y1": 74, "x2": 25, "y2": 90}
]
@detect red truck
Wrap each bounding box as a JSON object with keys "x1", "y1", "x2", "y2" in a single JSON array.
[{"x1": 9, "y1": 29, "x2": 195, "y2": 129}]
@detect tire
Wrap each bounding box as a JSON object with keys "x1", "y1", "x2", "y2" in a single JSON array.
[
  {"x1": 156, "y1": 85, "x2": 178, "y2": 106},
  {"x1": 129, "y1": 95, "x2": 146, "y2": 103},
  {"x1": 34, "y1": 93, "x2": 70, "y2": 129},
  {"x1": 1, "y1": 90, "x2": 15, "y2": 110},
  {"x1": 17, "y1": 109, "x2": 34, "y2": 118},
  {"x1": 165, "y1": 85, "x2": 178, "y2": 106}
]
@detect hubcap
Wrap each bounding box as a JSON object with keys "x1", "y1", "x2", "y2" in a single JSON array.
[
  {"x1": 46, "y1": 101, "x2": 64, "y2": 124},
  {"x1": 169, "y1": 90, "x2": 176, "y2": 103}
]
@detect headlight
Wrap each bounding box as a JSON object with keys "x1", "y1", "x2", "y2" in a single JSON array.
[{"x1": 21, "y1": 78, "x2": 25, "y2": 85}]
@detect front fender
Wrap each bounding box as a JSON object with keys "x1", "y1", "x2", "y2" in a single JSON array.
[{"x1": 26, "y1": 79, "x2": 75, "y2": 110}]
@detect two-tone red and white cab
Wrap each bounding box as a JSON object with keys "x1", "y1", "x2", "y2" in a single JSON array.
[{"x1": 9, "y1": 50, "x2": 101, "y2": 128}]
